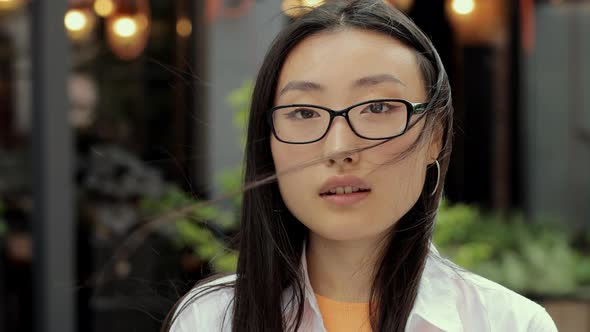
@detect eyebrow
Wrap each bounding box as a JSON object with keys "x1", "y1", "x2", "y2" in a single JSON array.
[
  {"x1": 278, "y1": 81, "x2": 323, "y2": 97},
  {"x1": 353, "y1": 74, "x2": 406, "y2": 88},
  {"x1": 278, "y1": 74, "x2": 406, "y2": 97}
]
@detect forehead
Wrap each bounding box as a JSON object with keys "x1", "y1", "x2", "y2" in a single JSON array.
[{"x1": 275, "y1": 28, "x2": 424, "y2": 103}]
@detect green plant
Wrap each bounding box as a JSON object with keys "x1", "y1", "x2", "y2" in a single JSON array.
[
  {"x1": 141, "y1": 80, "x2": 254, "y2": 273},
  {"x1": 435, "y1": 201, "x2": 590, "y2": 299},
  {"x1": 227, "y1": 80, "x2": 254, "y2": 150},
  {"x1": 140, "y1": 185, "x2": 238, "y2": 272}
]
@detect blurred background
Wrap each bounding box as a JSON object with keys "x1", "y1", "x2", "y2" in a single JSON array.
[{"x1": 0, "y1": 0, "x2": 589, "y2": 331}]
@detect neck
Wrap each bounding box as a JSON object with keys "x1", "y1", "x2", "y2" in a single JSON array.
[{"x1": 306, "y1": 232, "x2": 387, "y2": 303}]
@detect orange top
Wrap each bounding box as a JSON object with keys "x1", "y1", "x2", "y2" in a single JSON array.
[{"x1": 314, "y1": 293, "x2": 372, "y2": 332}]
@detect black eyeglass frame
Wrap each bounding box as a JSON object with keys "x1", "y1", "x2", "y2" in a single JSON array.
[{"x1": 267, "y1": 98, "x2": 429, "y2": 144}]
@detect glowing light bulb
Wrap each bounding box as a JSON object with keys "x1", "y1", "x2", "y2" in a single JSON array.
[
  {"x1": 64, "y1": 8, "x2": 95, "y2": 41},
  {"x1": 113, "y1": 17, "x2": 138, "y2": 38},
  {"x1": 451, "y1": 0, "x2": 475, "y2": 15},
  {"x1": 65, "y1": 10, "x2": 87, "y2": 31},
  {"x1": 176, "y1": 17, "x2": 192, "y2": 38},
  {"x1": 0, "y1": 0, "x2": 25, "y2": 12},
  {"x1": 282, "y1": 0, "x2": 323, "y2": 18},
  {"x1": 106, "y1": 0, "x2": 151, "y2": 60},
  {"x1": 302, "y1": 0, "x2": 324, "y2": 7},
  {"x1": 94, "y1": 0, "x2": 114, "y2": 17},
  {"x1": 385, "y1": 0, "x2": 415, "y2": 12}
]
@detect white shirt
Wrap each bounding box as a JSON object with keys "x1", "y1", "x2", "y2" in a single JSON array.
[{"x1": 171, "y1": 245, "x2": 558, "y2": 331}]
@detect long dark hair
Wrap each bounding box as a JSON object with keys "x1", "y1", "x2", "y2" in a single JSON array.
[{"x1": 165, "y1": 0, "x2": 454, "y2": 331}]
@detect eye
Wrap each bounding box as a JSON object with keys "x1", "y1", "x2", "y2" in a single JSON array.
[
  {"x1": 361, "y1": 102, "x2": 395, "y2": 114},
  {"x1": 287, "y1": 108, "x2": 320, "y2": 120}
]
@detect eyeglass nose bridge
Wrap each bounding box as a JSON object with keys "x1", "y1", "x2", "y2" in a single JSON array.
[{"x1": 325, "y1": 107, "x2": 356, "y2": 135}]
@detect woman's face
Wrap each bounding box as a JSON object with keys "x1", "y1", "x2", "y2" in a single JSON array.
[{"x1": 271, "y1": 28, "x2": 440, "y2": 242}]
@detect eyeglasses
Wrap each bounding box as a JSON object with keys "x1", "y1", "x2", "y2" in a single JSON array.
[{"x1": 268, "y1": 98, "x2": 429, "y2": 144}]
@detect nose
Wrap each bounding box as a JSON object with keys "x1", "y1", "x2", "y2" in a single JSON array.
[{"x1": 322, "y1": 117, "x2": 361, "y2": 167}]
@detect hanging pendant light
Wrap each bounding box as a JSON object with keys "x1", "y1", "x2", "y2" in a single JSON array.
[
  {"x1": 106, "y1": 0, "x2": 151, "y2": 61},
  {"x1": 64, "y1": 0, "x2": 97, "y2": 42},
  {"x1": 282, "y1": 0, "x2": 325, "y2": 18},
  {"x1": 205, "y1": 0, "x2": 255, "y2": 23},
  {"x1": 176, "y1": 17, "x2": 192, "y2": 38},
  {"x1": 94, "y1": 0, "x2": 115, "y2": 17},
  {"x1": 0, "y1": 0, "x2": 26, "y2": 15},
  {"x1": 445, "y1": 0, "x2": 507, "y2": 45},
  {"x1": 384, "y1": 0, "x2": 415, "y2": 12},
  {"x1": 282, "y1": 0, "x2": 414, "y2": 18}
]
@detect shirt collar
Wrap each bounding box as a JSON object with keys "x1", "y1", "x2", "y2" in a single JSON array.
[
  {"x1": 410, "y1": 245, "x2": 464, "y2": 332},
  {"x1": 298, "y1": 242, "x2": 463, "y2": 332}
]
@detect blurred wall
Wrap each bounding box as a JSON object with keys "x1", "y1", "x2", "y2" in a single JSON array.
[
  {"x1": 206, "y1": 0, "x2": 286, "y2": 195},
  {"x1": 524, "y1": 3, "x2": 590, "y2": 229}
]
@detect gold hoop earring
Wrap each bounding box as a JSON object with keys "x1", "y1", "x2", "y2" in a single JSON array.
[{"x1": 430, "y1": 160, "x2": 440, "y2": 197}]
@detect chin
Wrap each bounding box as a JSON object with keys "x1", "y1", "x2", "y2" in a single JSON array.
[{"x1": 308, "y1": 220, "x2": 390, "y2": 243}]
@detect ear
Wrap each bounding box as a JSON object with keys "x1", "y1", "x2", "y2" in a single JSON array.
[{"x1": 427, "y1": 123, "x2": 444, "y2": 163}]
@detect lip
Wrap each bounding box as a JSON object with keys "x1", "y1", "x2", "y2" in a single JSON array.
[
  {"x1": 320, "y1": 191, "x2": 370, "y2": 206},
  {"x1": 319, "y1": 175, "x2": 372, "y2": 194},
  {"x1": 318, "y1": 175, "x2": 372, "y2": 206}
]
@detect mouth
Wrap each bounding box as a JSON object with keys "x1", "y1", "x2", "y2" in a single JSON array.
[
  {"x1": 319, "y1": 188, "x2": 371, "y2": 206},
  {"x1": 318, "y1": 175, "x2": 372, "y2": 206},
  {"x1": 319, "y1": 186, "x2": 371, "y2": 206},
  {"x1": 320, "y1": 186, "x2": 371, "y2": 195}
]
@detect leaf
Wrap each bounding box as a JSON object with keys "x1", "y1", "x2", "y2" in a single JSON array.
[
  {"x1": 452, "y1": 243, "x2": 493, "y2": 269},
  {"x1": 192, "y1": 205, "x2": 221, "y2": 221},
  {"x1": 211, "y1": 251, "x2": 239, "y2": 273},
  {"x1": 216, "y1": 210, "x2": 237, "y2": 230},
  {"x1": 434, "y1": 202, "x2": 480, "y2": 247},
  {"x1": 226, "y1": 80, "x2": 254, "y2": 148},
  {"x1": 217, "y1": 166, "x2": 243, "y2": 195},
  {"x1": 499, "y1": 252, "x2": 529, "y2": 292}
]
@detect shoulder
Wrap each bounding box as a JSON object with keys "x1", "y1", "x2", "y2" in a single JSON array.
[
  {"x1": 459, "y1": 269, "x2": 557, "y2": 331},
  {"x1": 168, "y1": 274, "x2": 237, "y2": 332},
  {"x1": 427, "y1": 255, "x2": 558, "y2": 331}
]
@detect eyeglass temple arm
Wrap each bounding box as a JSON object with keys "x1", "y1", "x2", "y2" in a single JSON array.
[{"x1": 411, "y1": 102, "x2": 429, "y2": 114}]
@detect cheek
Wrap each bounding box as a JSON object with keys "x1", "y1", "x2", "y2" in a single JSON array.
[
  {"x1": 362, "y1": 145, "x2": 427, "y2": 236},
  {"x1": 270, "y1": 136, "x2": 314, "y2": 171},
  {"x1": 366, "y1": 127, "x2": 430, "y2": 211},
  {"x1": 380, "y1": 152, "x2": 426, "y2": 204},
  {"x1": 270, "y1": 137, "x2": 318, "y2": 204},
  {"x1": 372, "y1": 139, "x2": 425, "y2": 178},
  {"x1": 365, "y1": 119, "x2": 427, "y2": 166}
]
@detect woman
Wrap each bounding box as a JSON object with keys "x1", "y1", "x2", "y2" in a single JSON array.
[{"x1": 166, "y1": 1, "x2": 557, "y2": 331}]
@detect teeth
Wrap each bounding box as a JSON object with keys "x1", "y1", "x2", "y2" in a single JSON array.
[{"x1": 326, "y1": 186, "x2": 368, "y2": 195}]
